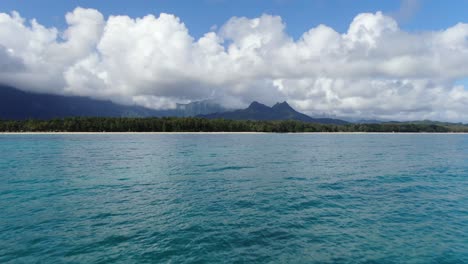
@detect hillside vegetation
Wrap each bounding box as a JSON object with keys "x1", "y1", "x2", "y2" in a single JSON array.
[{"x1": 1, "y1": 117, "x2": 467, "y2": 133}]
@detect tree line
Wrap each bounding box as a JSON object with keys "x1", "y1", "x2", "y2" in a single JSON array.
[{"x1": 0, "y1": 117, "x2": 467, "y2": 133}]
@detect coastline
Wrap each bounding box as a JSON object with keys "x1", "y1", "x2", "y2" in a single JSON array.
[{"x1": 1, "y1": 132, "x2": 467, "y2": 135}]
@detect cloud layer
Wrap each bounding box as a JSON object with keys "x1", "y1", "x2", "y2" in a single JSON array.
[{"x1": 1, "y1": 8, "x2": 468, "y2": 121}]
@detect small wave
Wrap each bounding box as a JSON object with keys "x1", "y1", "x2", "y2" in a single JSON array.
[
  {"x1": 64, "y1": 235, "x2": 133, "y2": 257},
  {"x1": 89, "y1": 212, "x2": 121, "y2": 220},
  {"x1": 207, "y1": 166, "x2": 255, "y2": 172},
  {"x1": 283, "y1": 176, "x2": 307, "y2": 181},
  {"x1": 233, "y1": 200, "x2": 256, "y2": 208}
]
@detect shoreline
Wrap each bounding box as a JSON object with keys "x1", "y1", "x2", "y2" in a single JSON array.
[{"x1": 1, "y1": 132, "x2": 468, "y2": 135}]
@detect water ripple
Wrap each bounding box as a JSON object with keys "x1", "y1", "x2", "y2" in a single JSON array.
[{"x1": 0, "y1": 134, "x2": 467, "y2": 263}]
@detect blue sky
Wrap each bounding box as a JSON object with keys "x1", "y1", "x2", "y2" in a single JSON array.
[{"x1": 1, "y1": 0, "x2": 468, "y2": 39}]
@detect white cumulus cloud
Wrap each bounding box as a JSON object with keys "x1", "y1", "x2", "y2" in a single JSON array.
[{"x1": 0, "y1": 7, "x2": 468, "y2": 121}]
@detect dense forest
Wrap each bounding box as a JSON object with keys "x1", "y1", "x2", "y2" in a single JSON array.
[{"x1": 1, "y1": 117, "x2": 468, "y2": 133}]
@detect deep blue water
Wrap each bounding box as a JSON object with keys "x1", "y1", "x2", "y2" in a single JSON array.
[{"x1": 0, "y1": 134, "x2": 467, "y2": 263}]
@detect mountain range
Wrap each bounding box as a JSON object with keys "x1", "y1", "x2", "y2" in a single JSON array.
[
  {"x1": 199, "y1": 101, "x2": 349, "y2": 125},
  {"x1": 0, "y1": 85, "x2": 347, "y2": 125},
  {"x1": 0, "y1": 86, "x2": 226, "y2": 119}
]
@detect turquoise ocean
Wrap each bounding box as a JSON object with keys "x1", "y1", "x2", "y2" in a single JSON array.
[{"x1": 0, "y1": 134, "x2": 467, "y2": 263}]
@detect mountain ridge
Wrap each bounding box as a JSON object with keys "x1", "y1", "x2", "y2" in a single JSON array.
[
  {"x1": 0, "y1": 85, "x2": 347, "y2": 124},
  {"x1": 0, "y1": 86, "x2": 227, "y2": 119},
  {"x1": 199, "y1": 101, "x2": 349, "y2": 125}
]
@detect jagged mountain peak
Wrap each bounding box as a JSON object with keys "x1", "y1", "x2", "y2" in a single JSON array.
[
  {"x1": 247, "y1": 101, "x2": 271, "y2": 111},
  {"x1": 272, "y1": 101, "x2": 294, "y2": 111},
  {"x1": 200, "y1": 100, "x2": 349, "y2": 125}
]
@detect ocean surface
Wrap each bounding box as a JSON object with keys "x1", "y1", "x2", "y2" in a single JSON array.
[{"x1": 0, "y1": 134, "x2": 467, "y2": 263}]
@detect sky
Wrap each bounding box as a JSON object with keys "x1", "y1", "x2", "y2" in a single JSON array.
[{"x1": 1, "y1": 0, "x2": 468, "y2": 121}]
